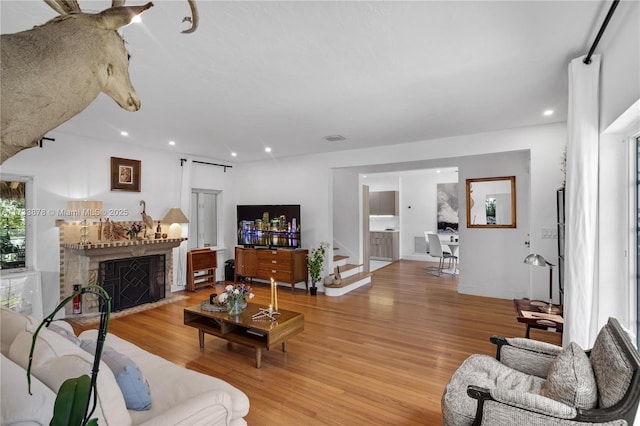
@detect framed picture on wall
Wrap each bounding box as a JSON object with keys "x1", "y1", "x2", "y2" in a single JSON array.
[
  {"x1": 110, "y1": 157, "x2": 141, "y2": 192},
  {"x1": 437, "y1": 183, "x2": 459, "y2": 234}
]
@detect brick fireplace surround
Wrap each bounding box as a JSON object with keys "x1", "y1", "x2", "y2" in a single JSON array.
[{"x1": 57, "y1": 221, "x2": 186, "y2": 316}]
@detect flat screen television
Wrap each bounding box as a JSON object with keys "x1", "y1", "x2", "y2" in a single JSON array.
[{"x1": 237, "y1": 204, "x2": 301, "y2": 248}]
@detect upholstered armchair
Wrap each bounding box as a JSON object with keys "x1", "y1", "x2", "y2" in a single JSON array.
[{"x1": 441, "y1": 318, "x2": 640, "y2": 425}]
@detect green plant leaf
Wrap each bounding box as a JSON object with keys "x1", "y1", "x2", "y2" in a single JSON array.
[{"x1": 50, "y1": 375, "x2": 91, "y2": 426}]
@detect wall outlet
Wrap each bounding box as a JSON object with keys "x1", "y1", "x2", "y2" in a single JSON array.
[{"x1": 541, "y1": 227, "x2": 558, "y2": 239}]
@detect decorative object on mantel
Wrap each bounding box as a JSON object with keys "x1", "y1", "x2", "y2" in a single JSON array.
[
  {"x1": 126, "y1": 222, "x2": 143, "y2": 240},
  {"x1": 66, "y1": 200, "x2": 102, "y2": 245},
  {"x1": 162, "y1": 207, "x2": 189, "y2": 238},
  {"x1": 140, "y1": 200, "x2": 154, "y2": 238},
  {"x1": 216, "y1": 283, "x2": 254, "y2": 315},
  {"x1": 102, "y1": 218, "x2": 127, "y2": 241},
  {"x1": 110, "y1": 157, "x2": 141, "y2": 192},
  {"x1": 307, "y1": 241, "x2": 329, "y2": 295},
  {"x1": 523, "y1": 253, "x2": 558, "y2": 314}
]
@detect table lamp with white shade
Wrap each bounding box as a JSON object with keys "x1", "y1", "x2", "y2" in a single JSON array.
[
  {"x1": 162, "y1": 207, "x2": 189, "y2": 238},
  {"x1": 523, "y1": 253, "x2": 557, "y2": 314}
]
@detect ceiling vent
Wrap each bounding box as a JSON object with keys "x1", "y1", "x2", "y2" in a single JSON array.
[{"x1": 323, "y1": 135, "x2": 346, "y2": 142}]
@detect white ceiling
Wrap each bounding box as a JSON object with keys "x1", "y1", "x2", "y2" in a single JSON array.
[{"x1": 1, "y1": 1, "x2": 611, "y2": 163}]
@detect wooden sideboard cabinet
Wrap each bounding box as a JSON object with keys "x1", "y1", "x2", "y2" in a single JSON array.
[{"x1": 235, "y1": 246, "x2": 308, "y2": 292}]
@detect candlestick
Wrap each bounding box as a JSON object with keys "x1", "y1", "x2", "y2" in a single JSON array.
[
  {"x1": 274, "y1": 282, "x2": 278, "y2": 311},
  {"x1": 270, "y1": 278, "x2": 274, "y2": 307}
]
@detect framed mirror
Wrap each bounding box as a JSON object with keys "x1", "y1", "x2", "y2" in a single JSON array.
[{"x1": 466, "y1": 176, "x2": 516, "y2": 228}]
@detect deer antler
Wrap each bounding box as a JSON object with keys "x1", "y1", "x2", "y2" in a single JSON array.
[
  {"x1": 43, "y1": 0, "x2": 81, "y2": 15},
  {"x1": 181, "y1": 0, "x2": 198, "y2": 33},
  {"x1": 43, "y1": 0, "x2": 199, "y2": 33}
]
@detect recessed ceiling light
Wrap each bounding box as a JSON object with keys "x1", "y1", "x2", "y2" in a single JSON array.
[
  {"x1": 436, "y1": 170, "x2": 441, "y2": 173},
  {"x1": 543, "y1": 110, "x2": 554, "y2": 116},
  {"x1": 231, "y1": 152, "x2": 237, "y2": 157},
  {"x1": 323, "y1": 135, "x2": 346, "y2": 142},
  {"x1": 132, "y1": 15, "x2": 142, "y2": 24},
  {"x1": 168, "y1": 140, "x2": 176, "y2": 146},
  {"x1": 265, "y1": 147, "x2": 272, "y2": 153},
  {"x1": 120, "y1": 131, "x2": 128, "y2": 136}
]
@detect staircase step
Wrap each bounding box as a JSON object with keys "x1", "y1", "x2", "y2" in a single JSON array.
[
  {"x1": 333, "y1": 255, "x2": 349, "y2": 267},
  {"x1": 334, "y1": 263, "x2": 361, "y2": 278},
  {"x1": 324, "y1": 272, "x2": 372, "y2": 297}
]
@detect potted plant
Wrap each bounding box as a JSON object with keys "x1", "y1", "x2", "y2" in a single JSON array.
[{"x1": 307, "y1": 242, "x2": 329, "y2": 295}]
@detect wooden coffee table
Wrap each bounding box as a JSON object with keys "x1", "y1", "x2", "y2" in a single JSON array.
[
  {"x1": 184, "y1": 303, "x2": 304, "y2": 368},
  {"x1": 513, "y1": 299, "x2": 563, "y2": 339}
]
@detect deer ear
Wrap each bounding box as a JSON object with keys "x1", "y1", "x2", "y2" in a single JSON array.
[{"x1": 98, "y1": 2, "x2": 153, "y2": 30}]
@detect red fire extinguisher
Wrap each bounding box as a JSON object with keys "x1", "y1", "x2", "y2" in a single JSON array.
[{"x1": 73, "y1": 284, "x2": 82, "y2": 314}]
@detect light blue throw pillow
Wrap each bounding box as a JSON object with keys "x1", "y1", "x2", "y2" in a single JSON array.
[{"x1": 80, "y1": 340, "x2": 152, "y2": 411}]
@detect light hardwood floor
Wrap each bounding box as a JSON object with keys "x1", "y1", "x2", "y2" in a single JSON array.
[{"x1": 74, "y1": 259, "x2": 562, "y2": 425}]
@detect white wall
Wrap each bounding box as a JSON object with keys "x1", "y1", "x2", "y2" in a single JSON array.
[
  {"x1": 595, "y1": 0, "x2": 640, "y2": 336},
  {"x1": 399, "y1": 170, "x2": 458, "y2": 260}
]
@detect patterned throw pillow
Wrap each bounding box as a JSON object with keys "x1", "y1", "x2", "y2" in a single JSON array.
[
  {"x1": 540, "y1": 341, "x2": 598, "y2": 409},
  {"x1": 80, "y1": 340, "x2": 152, "y2": 411}
]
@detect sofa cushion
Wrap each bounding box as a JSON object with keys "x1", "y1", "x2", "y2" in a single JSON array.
[
  {"x1": 1, "y1": 353, "x2": 56, "y2": 426},
  {"x1": 34, "y1": 353, "x2": 132, "y2": 426},
  {"x1": 540, "y1": 342, "x2": 597, "y2": 409},
  {"x1": 1, "y1": 305, "x2": 37, "y2": 355},
  {"x1": 47, "y1": 322, "x2": 81, "y2": 346},
  {"x1": 441, "y1": 354, "x2": 545, "y2": 426},
  {"x1": 8, "y1": 327, "x2": 86, "y2": 370},
  {"x1": 80, "y1": 329, "x2": 250, "y2": 424},
  {"x1": 8, "y1": 325, "x2": 131, "y2": 425},
  {"x1": 81, "y1": 340, "x2": 152, "y2": 411},
  {"x1": 590, "y1": 323, "x2": 634, "y2": 408}
]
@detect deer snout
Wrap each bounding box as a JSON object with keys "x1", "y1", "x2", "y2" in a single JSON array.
[{"x1": 127, "y1": 93, "x2": 141, "y2": 111}]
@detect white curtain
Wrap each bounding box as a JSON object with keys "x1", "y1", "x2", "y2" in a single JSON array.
[
  {"x1": 564, "y1": 54, "x2": 601, "y2": 348},
  {"x1": 173, "y1": 159, "x2": 192, "y2": 288}
]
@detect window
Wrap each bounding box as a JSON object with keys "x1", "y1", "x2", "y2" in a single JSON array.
[
  {"x1": 189, "y1": 189, "x2": 220, "y2": 249},
  {"x1": 1, "y1": 175, "x2": 32, "y2": 270}
]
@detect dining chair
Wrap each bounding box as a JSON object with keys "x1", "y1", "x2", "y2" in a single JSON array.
[
  {"x1": 424, "y1": 231, "x2": 439, "y2": 272},
  {"x1": 427, "y1": 232, "x2": 457, "y2": 276}
]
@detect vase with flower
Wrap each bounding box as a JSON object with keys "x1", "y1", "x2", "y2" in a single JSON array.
[
  {"x1": 217, "y1": 283, "x2": 254, "y2": 315},
  {"x1": 127, "y1": 222, "x2": 143, "y2": 240}
]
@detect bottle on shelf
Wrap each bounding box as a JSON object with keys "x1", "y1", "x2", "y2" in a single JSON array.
[{"x1": 155, "y1": 221, "x2": 162, "y2": 239}]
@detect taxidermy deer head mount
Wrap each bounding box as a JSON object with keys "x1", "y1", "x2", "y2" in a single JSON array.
[{"x1": 0, "y1": 1, "x2": 199, "y2": 164}]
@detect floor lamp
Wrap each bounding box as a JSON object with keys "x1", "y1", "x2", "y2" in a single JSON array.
[{"x1": 523, "y1": 253, "x2": 557, "y2": 314}]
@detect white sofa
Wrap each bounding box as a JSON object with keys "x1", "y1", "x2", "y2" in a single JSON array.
[{"x1": 1, "y1": 307, "x2": 250, "y2": 425}]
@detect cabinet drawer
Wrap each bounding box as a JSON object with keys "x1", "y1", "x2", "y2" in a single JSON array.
[
  {"x1": 256, "y1": 250, "x2": 292, "y2": 262},
  {"x1": 257, "y1": 268, "x2": 293, "y2": 283},
  {"x1": 256, "y1": 251, "x2": 292, "y2": 267}
]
